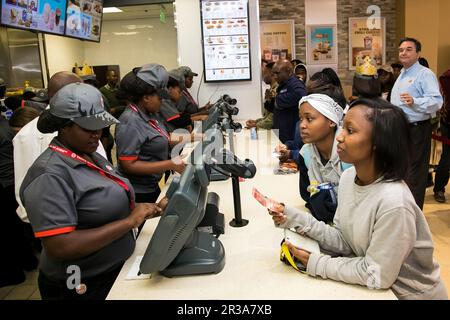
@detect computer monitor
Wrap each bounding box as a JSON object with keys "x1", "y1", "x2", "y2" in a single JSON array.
[{"x1": 139, "y1": 140, "x2": 226, "y2": 277}]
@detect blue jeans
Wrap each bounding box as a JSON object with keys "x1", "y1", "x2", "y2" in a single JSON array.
[{"x1": 434, "y1": 122, "x2": 450, "y2": 193}]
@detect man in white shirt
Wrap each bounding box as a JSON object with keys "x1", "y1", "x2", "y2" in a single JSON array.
[{"x1": 13, "y1": 72, "x2": 107, "y2": 222}]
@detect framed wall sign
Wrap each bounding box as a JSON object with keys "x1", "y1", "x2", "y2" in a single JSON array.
[
  {"x1": 199, "y1": 0, "x2": 252, "y2": 82},
  {"x1": 259, "y1": 19, "x2": 295, "y2": 63},
  {"x1": 348, "y1": 17, "x2": 386, "y2": 70},
  {"x1": 306, "y1": 24, "x2": 337, "y2": 65}
]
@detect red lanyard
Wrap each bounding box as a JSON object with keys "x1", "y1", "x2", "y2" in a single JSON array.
[
  {"x1": 129, "y1": 104, "x2": 170, "y2": 141},
  {"x1": 148, "y1": 119, "x2": 170, "y2": 140},
  {"x1": 183, "y1": 90, "x2": 198, "y2": 106},
  {"x1": 49, "y1": 145, "x2": 135, "y2": 210}
]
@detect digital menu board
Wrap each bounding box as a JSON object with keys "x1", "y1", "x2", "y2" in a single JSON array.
[
  {"x1": 1, "y1": 0, "x2": 67, "y2": 35},
  {"x1": 200, "y1": 0, "x2": 252, "y2": 82},
  {"x1": 65, "y1": 0, "x2": 103, "y2": 42}
]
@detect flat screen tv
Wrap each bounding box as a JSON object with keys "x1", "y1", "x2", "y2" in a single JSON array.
[
  {"x1": 139, "y1": 139, "x2": 226, "y2": 277},
  {"x1": 199, "y1": 0, "x2": 252, "y2": 82},
  {"x1": 64, "y1": 0, "x2": 103, "y2": 42},
  {"x1": 1, "y1": 0, "x2": 67, "y2": 35}
]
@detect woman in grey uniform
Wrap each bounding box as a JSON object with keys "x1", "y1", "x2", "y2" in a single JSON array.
[
  {"x1": 20, "y1": 83, "x2": 162, "y2": 300},
  {"x1": 115, "y1": 64, "x2": 186, "y2": 204}
]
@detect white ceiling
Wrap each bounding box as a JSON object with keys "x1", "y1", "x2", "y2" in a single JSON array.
[{"x1": 103, "y1": 4, "x2": 174, "y2": 21}]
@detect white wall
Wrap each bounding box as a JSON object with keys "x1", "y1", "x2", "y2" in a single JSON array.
[
  {"x1": 84, "y1": 16, "x2": 178, "y2": 76},
  {"x1": 304, "y1": 0, "x2": 337, "y2": 76},
  {"x1": 44, "y1": 34, "x2": 85, "y2": 77},
  {"x1": 174, "y1": 0, "x2": 262, "y2": 120}
]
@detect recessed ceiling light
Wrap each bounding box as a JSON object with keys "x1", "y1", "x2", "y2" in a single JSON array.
[{"x1": 103, "y1": 7, "x2": 123, "y2": 13}]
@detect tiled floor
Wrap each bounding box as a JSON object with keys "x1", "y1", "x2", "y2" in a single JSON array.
[{"x1": 1, "y1": 184, "x2": 449, "y2": 300}]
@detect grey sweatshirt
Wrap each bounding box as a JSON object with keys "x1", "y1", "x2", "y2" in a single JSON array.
[{"x1": 280, "y1": 167, "x2": 448, "y2": 300}]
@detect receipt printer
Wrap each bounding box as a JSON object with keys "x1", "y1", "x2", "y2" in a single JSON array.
[{"x1": 197, "y1": 192, "x2": 225, "y2": 237}]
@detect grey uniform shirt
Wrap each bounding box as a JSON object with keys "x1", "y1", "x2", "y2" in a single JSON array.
[
  {"x1": 115, "y1": 105, "x2": 170, "y2": 194},
  {"x1": 279, "y1": 167, "x2": 447, "y2": 300},
  {"x1": 177, "y1": 90, "x2": 199, "y2": 114},
  {"x1": 20, "y1": 138, "x2": 136, "y2": 281},
  {"x1": 159, "y1": 97, "x2": 180, "y2": 133}
]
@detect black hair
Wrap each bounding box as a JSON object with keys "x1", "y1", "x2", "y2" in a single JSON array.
[
  {"x1": 352, "y1": 74, "x2": 381, "y2": 98},
  {"x1": 348, "y1": 98, "x2": 411, "y2": 182},
  {"x1": 291, "y1": 59, "x2": 303, "y2": 66},
  {"x1": 322, "y1": 68, "x2": 343, "y2": 90},
  {"x1": 419, "y1": 57, "x2": 429, "y2": 68},
  {"x1": 4, "y1": 96, "x2": 21, "y2": 111},
  {"x1": 22, "y1": 91, "x2": 36, "y2": 100},
  {"x1": 307, "y1": 83, "x2": 347, "y2": 110},
  {"x1": 399, "y1": 37, "x2": 422, "y2": 52},
  {"x1": 117, "y1": 67, "x2": 158, "y2": 104},
  {"x1": 167, "y1": 76, "x2": 180, "y2": 89},
  {"x1": 308, "y1": 69, "x2": 343, "y2": 92},
  {"x1": 266, "y1": 62, "x2": 275, "y2": 69},
  {"x1": 9, "y1": 106, "x2": 40, "y2": 129},
  {"x1": 391, "y1": 62, "x2": 403, "y2": 69},
  {"x1": 37, "y1": 111, "x2": 72, "y2": 134},
  {"x1": 307, "y1": 70, "x2": 347, "y2": 108}
]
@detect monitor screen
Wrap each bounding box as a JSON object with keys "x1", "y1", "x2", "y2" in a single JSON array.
[
  {"x1": 1, "y1": 0, "x2": 67, "y2": 35},
  {"x1": 199, "y1": 0, "x2": 252, "y2": 82},
  {"x1": 139, "y1": 140, "x2": 225, "y2": 277},
  {"x1": 64, "y1": 0, "x2": 103, "y2": 42}
]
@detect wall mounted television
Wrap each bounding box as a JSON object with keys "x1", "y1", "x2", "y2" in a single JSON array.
[
  {"x1": 64, "y1": 0, "x2": 103, "y2": 42},
  {"x1": 1, "y1": 0, "x2": 67, "y2": 36},
  {"x1": 199, "y1": 0, "x2": 252, "y2": 82}
]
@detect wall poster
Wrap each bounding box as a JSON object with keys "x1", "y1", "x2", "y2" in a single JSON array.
[
  {"x1": 348, "y1": 17, "x2": 386, "y2": 70},
  {"x1": 259, "y1": 19, "x2": 295, "y2": 63},
  {"x1": 306, "y1": 24, "x2": 337, "y2": 65}
]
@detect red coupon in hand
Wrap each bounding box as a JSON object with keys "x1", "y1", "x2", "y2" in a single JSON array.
[{"x1": 252, "y1": 187, "x2": 282, "y2": 213}]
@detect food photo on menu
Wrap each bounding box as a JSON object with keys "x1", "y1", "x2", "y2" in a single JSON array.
[
  {"x1": 1, "y1": 0, "x2": 66, "y2": 34},
  {"x1": 66, "y1": 0, "x2": 82, "y2": 36},
  {"x1": 38, "y1": 0, "x2": 66, "y2": 34},
  {"x1": 66, "y1": 0, "x2": 102, "y2": 41}
]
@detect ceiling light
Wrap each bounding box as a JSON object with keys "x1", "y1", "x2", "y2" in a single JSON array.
[{"x1": 103, "y1": 7, "x2": 123, "y2": 13}]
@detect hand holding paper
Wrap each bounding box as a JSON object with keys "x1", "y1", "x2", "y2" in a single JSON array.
[
  {"x1": 252, "y1": 188, "x2": 286, "y2": 224},
  {"x1": 252, "y1": 187, "x2": 283, "y2": 212}
]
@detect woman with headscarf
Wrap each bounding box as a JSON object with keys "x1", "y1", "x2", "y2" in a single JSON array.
[{"x1": 298, "y1": 94, "x2": 351, "y2": 222}]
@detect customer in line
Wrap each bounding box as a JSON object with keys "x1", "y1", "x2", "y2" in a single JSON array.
[
  {"x1": 20, "y1": 83, "x2": 162, "y2": 300},
  {"x1": 269, "y1": 59, "x2": 306, "y2": 143},
  {"x1": 296, "y1": 93, "x2": 349, "y2": 222},
  {"x1": 267, "y1": 98, "x2": 448, "y2": 300},
  {"x1": 246, "y1": 61, "x2": 276, "y2": 130}
]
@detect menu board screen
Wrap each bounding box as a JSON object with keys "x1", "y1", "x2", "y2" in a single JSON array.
[
  {"x1": 1, "y1": 0, "x2": 67, "y2": 35},
  {"x1": 200, "y1": 0, "x2": 252, "y2": 82},
  {"x1": 65, "y1": 0, "x2": 103, "y2": 42}
]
